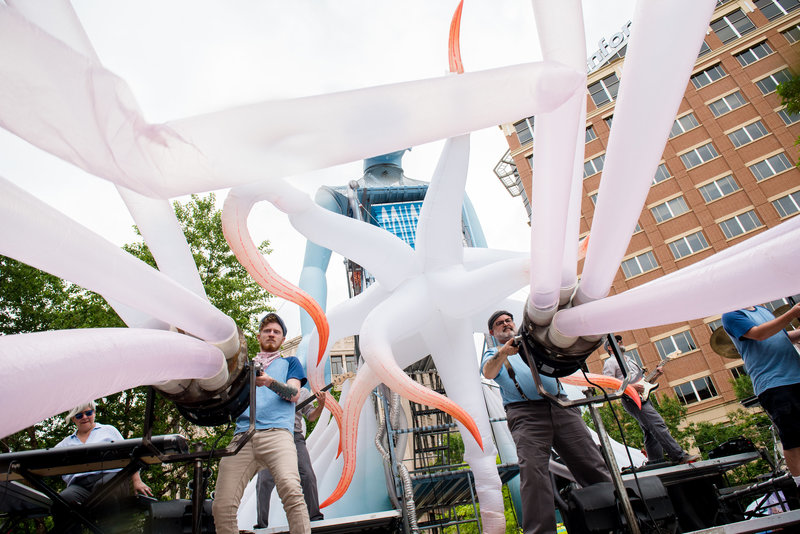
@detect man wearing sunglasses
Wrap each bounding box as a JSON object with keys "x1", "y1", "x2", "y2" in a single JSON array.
[
  {"x1": 53, "y1": 400, "x2": 151, "y2": 529},
  {"x1": 482, "y1": 310, "x2": 610, "y2": 534}
]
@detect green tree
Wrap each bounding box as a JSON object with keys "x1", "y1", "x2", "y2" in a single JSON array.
[
  {"x1": 777, "y1": 74, "x2": 800, "y2": 165},
  {"x1": 731, "y1": 374, "x2": 754, "y2": 401},
  {"x1": 1, "y1": 193, "x2": 274, "y2": 509},
  {"x1": 683, "y1": 409, "x2": 774, "y2": 484}
]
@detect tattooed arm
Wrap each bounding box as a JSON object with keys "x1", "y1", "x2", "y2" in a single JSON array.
[
  {"x1": 481, "y1": 338, "x2": 518, "y2": 380},
  {"x1": 256, "y1": 374, "x2": 301, "y2": 402}
]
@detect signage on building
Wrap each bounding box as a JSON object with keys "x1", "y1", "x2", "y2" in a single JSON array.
[
  {"x1": 371, "y1": 201, "x2": 424, "y2": 249},
  {"x1": 587, "y1": 20, "x2": 632, "y2": 74}
]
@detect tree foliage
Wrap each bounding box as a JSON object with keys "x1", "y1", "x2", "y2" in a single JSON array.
[
  {"x1": 1, "y1": 194, "x2": 274, "y2": 508},
  {"x1": 777, "y1": 74, "x2": 800, "y2": 166}
]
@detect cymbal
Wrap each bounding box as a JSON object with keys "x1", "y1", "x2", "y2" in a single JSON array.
[
  {"x1": 772, "y1": 304, "x2": 800, "y2": 330},
  {"x1": 710, "y1": 326, "x2": 740, "y2": 359}
]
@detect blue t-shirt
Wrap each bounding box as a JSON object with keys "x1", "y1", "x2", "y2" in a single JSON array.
[
  {"x1": 481, "y1": 347, "x2": 561, "y2": 405},
  {"x1": 235, "y1": 356, "x2": 307, "y2": 434},
  {"x1": 722, "y1": 306, "x2": 800, "y2": 396}
]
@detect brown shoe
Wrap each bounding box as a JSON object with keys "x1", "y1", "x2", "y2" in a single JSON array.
[{"x1": 678, "y1": 453, "x2": 700, "y2": 464}]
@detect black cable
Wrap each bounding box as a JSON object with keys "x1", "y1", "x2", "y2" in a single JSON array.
[{"x1": 578, "y1": 368, "x2": 666, "y2": 534}]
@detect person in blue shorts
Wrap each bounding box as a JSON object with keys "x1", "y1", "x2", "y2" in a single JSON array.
[{"x1": 722, "y1": 302, "x2": 800, "y2": 481}]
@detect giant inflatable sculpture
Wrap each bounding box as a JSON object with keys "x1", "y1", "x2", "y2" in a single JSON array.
[{"x1": 2, "y1": 1, "x2": 800, "y2": 532}]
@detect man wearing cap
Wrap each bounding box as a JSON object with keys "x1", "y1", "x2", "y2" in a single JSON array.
[
  {"x1": 602, "y1": 335, "x2": 697, "y2": 465},
  {"x1": 212, "y1": 313, "x2": 311, "y2": 534},
  {"x1": 482, "y1": 310, "x2": 611, "y2": 534},
  {"x1": 722, "y1": 302, "x2": 800, "y2": 480}
]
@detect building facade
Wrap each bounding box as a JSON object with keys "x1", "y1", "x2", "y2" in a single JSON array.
[{"x1": 497, "y1": 0, "x2": 800, "y2": 424}]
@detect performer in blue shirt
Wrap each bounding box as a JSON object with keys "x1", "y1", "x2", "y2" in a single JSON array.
[
  {"x1": 722, "y1": 302, "x2": 800, "y2": 481},
  {"x1": 481, "y1": 310, "x2": 610, "y2": 534},
  {"x1": 212, "y1": 313, "x2": 310, "y2": 534}
]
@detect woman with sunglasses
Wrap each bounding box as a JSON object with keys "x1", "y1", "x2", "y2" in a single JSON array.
[{"x1": 54, "y1": 400, "x2": 152, "y2": 510}]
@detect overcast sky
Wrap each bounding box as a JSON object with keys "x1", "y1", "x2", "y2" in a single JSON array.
[{"x1": 0, "y1": 1, "x2": 637, "y2": 338}]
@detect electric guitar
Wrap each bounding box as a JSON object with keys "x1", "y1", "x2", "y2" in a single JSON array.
[{"x1": 635, "y1": 351, "x2": 680, "y2": 402}]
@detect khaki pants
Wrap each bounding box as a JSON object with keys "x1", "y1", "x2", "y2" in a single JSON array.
[{"x1": 212, "y1": 428, "x2": 310, "y2": 534}]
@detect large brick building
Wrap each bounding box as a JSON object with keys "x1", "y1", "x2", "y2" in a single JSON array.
[{"x1": 496, "y1": 0, "x2": 800, "y2": 424}]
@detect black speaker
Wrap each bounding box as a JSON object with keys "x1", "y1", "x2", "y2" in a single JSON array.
[
  {"x1": 708, "y1": 436, "x2": 757, "y2": 459},
  {"x1": 147, "y1": 499, "x2": 214, "y2": 534},
  {"x1": 561, "y1": 477, "x2": 677, "y2": 533}
]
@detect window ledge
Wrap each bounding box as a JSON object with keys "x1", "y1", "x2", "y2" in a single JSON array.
[
  {"x1": 732, "y1": 132, "x2": 773, "y2": 150},
  {"x1": 684, "y1": 154, "x2": 722, "y2": 172},
  {"x1": 672, "y1": 247, "x2": 712, "y2": 262},
  {"x1": 754, "y1": 167, "x2": 795, "y2": 183},
  {"x1": 654, "y1": 210, "x2": 691, "y2": 226},
  {"x1": 622, "y1": 266, "x2": 661, "y2": 281},
  {"x1": 724, "y1": 226, "x2": 765, "y2": 242}
]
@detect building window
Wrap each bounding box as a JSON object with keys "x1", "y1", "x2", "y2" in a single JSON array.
[
  {"x1": 691, "y1": 64, "x2": 726, "y2": 89},
  {"x1": 668, "y1": 231, "x2": 710, "y2": 260},
  {"x1": 773, "y1": 191, "x2": 800, "y2": 217},
  {"x1": 589, "y1": 193, "x2": 598, "y2": 205},
  {"x1": 731, "y1": 365, "x2": 748, "y2": 379},
  {"x1": 749, "y1": 152, "x2": 793, "y2": 181},
  {"x1": 652, "y1": 163, "x2": 672, "y2": 185},
  {"x1": 621, "y1": 250, "x2": 659, "y2": 279},
  {"x1": 604, "y1": 115, "x2": 614, "y2": 129},
  {"x1": 583, "y1": 154, "x2": 606, "y2": 178},
  {"x1": 709, "y1": 91, "x2": 747, "y2": 117},
  {"x1": 728, "y1": 120, "x2": 769, "y2": 148},
  {"x1": 783, "y1": 24, "x2": 800, "y2": 43},
  {"x1": 710, "y1": 9, "x2": 756, "y2": 44},
  {"x1": 330, "y1": 354, "x2": 357, "y2": 375},
  {"x1": 719, "y1": 210, "x2": 763, "y2": 239},
  {"x1": 680, "y1": 142, "x2": 719, "y2": 169},
  {"x1": 585, "y1": 125, "x2": 597, "y2": 143},
  {"x1": 755, "y1": 68, "x2": 793, "y2": 95},
  {"x1": 674, "y1": 376, "x2": 718, "y2": 405},
  {"x1": 514, "y1": 117, "x2": 535, "y2": 145},
  {"x1": 625, "y1": 347, "x2": 643, "y2": 367},
  {"x1": 698, "y1": 40, "x2": 712, "y2": 57},
  {"x1": 707, "y1": 319, "x2": 723, "y2": 334},
  {"x1": 588, "y1": 73, "x2": 620, "y2": 107},
  {"x1": 669, "y1": 112, "x2": 700, "y2": 138},
  {"x1": 651, "y1": 196, "x2": 690, "y2": 223},
  {"x1": 526, "y1": 154, "x2": 533, "y2": 169},
  {"x1": 778, "y1": 108, "x2": 800, "y2": 125},
  {"x1": 735, "y1": 41, "x2": 774, "y2": 67},
  {"x1": 633, "y1": 222, "x2": 643, "y2": 233},
  {"x1": 754, "y1": 0, "x2": 800, "y2": 21},
  {"x1": 655, "y1": 330, "x2": 697, "y2": 360},
  {"x1": 699, "y1": 174, "x2": 740, "y2": 203}
]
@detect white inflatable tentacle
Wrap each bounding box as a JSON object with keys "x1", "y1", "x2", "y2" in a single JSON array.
[
  {"x1": 555, "y1": 222, "x2": 800, "y2": 336},
  {"x1": 575, "y1": 0, "x2": 719, "y2": 305},
  {"x1": 415, "y1": 135, "x2": 470, "y2": 270},
  {"x1": 0, "y1": 176, "x2": 239, "y2": 355},
  {"x1": 424, "y1": 317, "x2": 504, "y2": 533},
  {"x1": 0, "y1": 329, "x2": 224, "y2": 438}
]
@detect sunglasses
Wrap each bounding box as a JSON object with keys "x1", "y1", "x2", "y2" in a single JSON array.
[{"x1": 74, "y1": 409, "x2": 94, "y2": 420}]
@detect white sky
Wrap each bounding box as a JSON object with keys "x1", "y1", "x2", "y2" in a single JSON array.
[{"x1": 0, "y1": 1, "x2": 637, "y2": 339}]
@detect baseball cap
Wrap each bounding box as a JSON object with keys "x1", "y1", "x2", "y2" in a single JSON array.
[{"x1": 259, "y1": 313, "x2": 287, "y2": 336}]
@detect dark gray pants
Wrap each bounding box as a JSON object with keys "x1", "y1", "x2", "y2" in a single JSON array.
[
  {"x1": 621, "y1": 396, "x2": 683, "y2": 462},
  {"x1": 506, "y1": 400, "x2": 611, "y2": 534},
  {"x1": 57, "y1": 472, "x2": 128, "y2": 533},
  {"x1": 256, "y1": 431, "x2": 323, "y2": 528}
]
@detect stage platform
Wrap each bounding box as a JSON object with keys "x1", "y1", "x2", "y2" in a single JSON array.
[
  {"x1": 686, "y1": 508, "x2": 800, "y2": 533},
  {"x1": 621, "y1": 452, "x2": 761, "y2": 486},
  {"x1": 254, "y1": 509, "x2": 402, "y2": 533}
]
